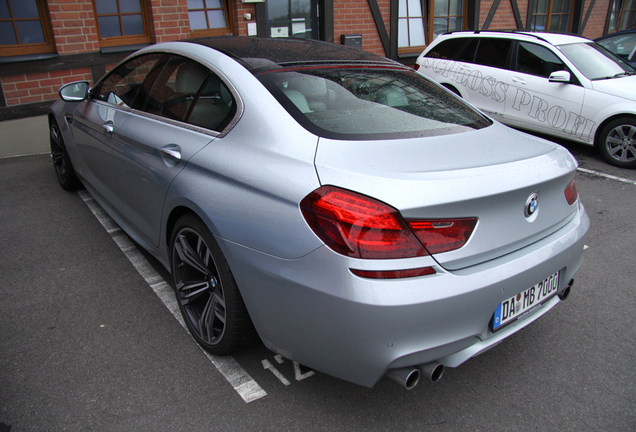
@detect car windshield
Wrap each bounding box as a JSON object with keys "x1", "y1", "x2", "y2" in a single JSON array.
[
  {"x1": 258, "y1": 67, "x2": 491, "y2": 140},
  {"x1": 558, "y1": 42, "x2": 635, "y2": 80}
]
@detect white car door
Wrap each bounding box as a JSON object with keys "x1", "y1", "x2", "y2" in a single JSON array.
[{"x1": 504, "y1": 42, "x2": 589, "y2": 142}]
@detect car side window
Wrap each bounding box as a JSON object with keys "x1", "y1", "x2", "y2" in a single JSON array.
[
  {"x1": 140, "y1": 56, "x2": 210, "y2": 122},
  {"x1": 425, "y1": 38, "x2": 472, "y2": 60},
  {"x1": 95, "y1": 54, "x2": 164, "y2": 108},
  {"x1": 515, "y1": 42, "x2": 566, "y2": 78},
  {"x1": 139, "y1": 55, "x2": 236, "y2": 131},
  {"x1": 187, "y1": 74, "x2": 236, "y2": 131},
  {"x1": 474, "y1": 38, "x2": 512, "y2": 69}
]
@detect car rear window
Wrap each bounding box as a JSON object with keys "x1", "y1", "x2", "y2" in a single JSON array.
[{"x1": 258, "y1": 67, "x2": 491, "y2": 140}]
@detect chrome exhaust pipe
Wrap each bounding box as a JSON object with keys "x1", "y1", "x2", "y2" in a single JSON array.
[
  {"x1": 418, "y1": 362, "x2": 444, "y2": 382},
  {"x1": 559, "y1": 279, "x2": 574, "y2": 300},
  {"x1": 386, "y1": 367, "x2": 420, "y2": 390}
]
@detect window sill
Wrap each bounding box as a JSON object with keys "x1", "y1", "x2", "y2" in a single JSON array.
[
  {"x1": 0, "y1": 52, "x2": 59, "y2": 64},
  {"x1": 100, "y1": 44, "x2": 152, "y2": 54}
]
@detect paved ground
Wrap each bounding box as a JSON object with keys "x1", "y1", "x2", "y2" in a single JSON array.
[
  {"x1": 1, "y1": 119, "x2": 635, "y2": 431},
  {"x1": 0, "y1": 116, "x2": 49, "y2": 159}
]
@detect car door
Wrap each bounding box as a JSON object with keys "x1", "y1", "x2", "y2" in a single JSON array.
[
  {"x1": 504, "y1": 41, "x2": 585, "y2": 139},
  {"x1": 111, "y1": 55, "x2": 236, "y2": 247},
  {"x1": 71, "y1": 53, "x2": 164, "y2": 211}
]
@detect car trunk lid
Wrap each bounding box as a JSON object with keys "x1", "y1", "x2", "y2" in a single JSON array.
[{"x1": 313, "y1": 123, "x2": 579, "y2": 270}]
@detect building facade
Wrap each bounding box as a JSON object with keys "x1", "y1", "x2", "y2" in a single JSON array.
[{"x1": 0, "y1": 0, "x2": 630, "y2": 120}]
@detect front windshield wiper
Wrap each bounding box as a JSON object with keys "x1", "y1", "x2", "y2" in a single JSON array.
[{"x1": 592, "y1": 71, "x2": 636, "y2": 80}]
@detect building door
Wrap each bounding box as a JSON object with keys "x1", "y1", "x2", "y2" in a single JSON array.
[{"x1": 266, "y1": 0, "x2": 318, "y2": 39}]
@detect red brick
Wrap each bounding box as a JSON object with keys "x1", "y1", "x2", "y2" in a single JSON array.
[
  {"x1": 40, "y1": 78, "x2": 64, "y2": 87},
  {"x1": 4, "y1": 90, "x2": 30, "y2": 99},
  {"x1": 16, "y1": 81, "x2": 41, "y2": 90}
]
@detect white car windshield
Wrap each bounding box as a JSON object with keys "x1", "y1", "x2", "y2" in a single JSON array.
[{"x1": 558, "y1": 42, "x2": 635, "y2": 80}]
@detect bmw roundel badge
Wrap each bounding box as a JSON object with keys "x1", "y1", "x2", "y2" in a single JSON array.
[{"x1": 525, "y1": 193, "x2": 539, "y2": 218}]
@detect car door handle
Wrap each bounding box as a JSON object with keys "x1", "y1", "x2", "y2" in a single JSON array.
[
  {"x1": 103, "y1": 121, "x2": 114, "y2": 134},
  {"x1": 511, "y1": 77, "x2": 526, "y2": 85},
  {"x1": 160, "y1": 144, "x2": 182, "y2": 167}
]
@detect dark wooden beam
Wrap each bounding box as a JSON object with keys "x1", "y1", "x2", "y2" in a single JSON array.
[
  {"x1": 367, "y1": 0, "x2": 391, "y2": 57},
  {"x1": 482, "y1": 0, "x2": 503, "y2": 30}
]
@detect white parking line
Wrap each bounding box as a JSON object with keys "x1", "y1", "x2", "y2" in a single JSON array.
[
  {"x1": 577, "y1": 167, "x2": 636, "y2": 185},
  {"x1": 78, "y1": 190, "x2": 267, "y2": 403}
]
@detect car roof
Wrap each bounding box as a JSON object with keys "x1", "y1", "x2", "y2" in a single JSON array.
[
  {"x1": 440, "y1": 30, "x2": 591, "y2": 46},
  {"x1": 596, "y1": 28, "x2": 636, "y2": 41},
  {"x1": 182, "y1": 36, "x2": 401, "y2": 74}
]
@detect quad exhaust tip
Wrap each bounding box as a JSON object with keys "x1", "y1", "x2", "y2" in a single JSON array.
[
  {"x1": 387, "y1": 280, "x2": 574, "y2": 390},
  {"x1": 387, "y1": 362, "x2": 444, "y2": 390}
]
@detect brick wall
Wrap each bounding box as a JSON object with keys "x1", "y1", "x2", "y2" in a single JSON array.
[
  {"x1": 581, "y1": 0, "x2": 611, "y2": 39},
  {"x1": 333, "y1": 0, "x2": 389, "y2": 55},
  {"x1": 48, "y1": 0, "x2": 99, "y2": 54},
  {"x1": 234, "y1": 3, "x2": 257, "y2": 37},
  {"x1": 149, "y1": 0, "x2": 191, "y2": 43},
  {"x1": 480, "y1": 0, "x2": 526, "y2": 30},
  {"x1": 1, "y1": 68, "x2": 92, "y2": 106}
]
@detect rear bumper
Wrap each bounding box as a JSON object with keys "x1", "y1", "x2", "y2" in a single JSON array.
[{"x1": 220, "y1": 204, "x2": 589, "y2": 387}]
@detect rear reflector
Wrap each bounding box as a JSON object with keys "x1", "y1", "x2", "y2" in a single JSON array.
[{"x1": 351, "y1": 267, "x2": 436, "y2": 279}]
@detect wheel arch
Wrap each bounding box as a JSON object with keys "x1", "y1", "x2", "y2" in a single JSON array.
[
  {"x1": 165, "y1": 205, "x2": 199, "y2": 255},
  {"x1": 593, "y1": 113, "x2": 636, "y2": 147},
  {"x1": 442, "y1": 83, "x2": 462, "y2": 97}
]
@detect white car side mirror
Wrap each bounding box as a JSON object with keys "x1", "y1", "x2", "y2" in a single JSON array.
[{"x1": 549, "y1": 71, "x2": 571, "y2": 83}]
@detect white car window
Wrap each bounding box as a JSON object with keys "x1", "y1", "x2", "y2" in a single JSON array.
[{"x1": 515, "y1": 42, "x2": 567, "y2": 78}]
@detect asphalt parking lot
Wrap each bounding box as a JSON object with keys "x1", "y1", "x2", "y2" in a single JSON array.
[{"x1": 1, "y1": 117, "x2": 635, "y2": 431}]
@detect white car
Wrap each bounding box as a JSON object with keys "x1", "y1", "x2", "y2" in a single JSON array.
[{"x1": 415, "y1": 31, "x2": 636, "y2": 168}]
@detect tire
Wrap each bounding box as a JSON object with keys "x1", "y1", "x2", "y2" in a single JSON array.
[
  {"x1": 597, "y1": 116, "x2": 636, "y2": 168},
  {"x1": 170, "y1": 214, "x2": 256, "y2": 356},
  {"x1": 49, "y1": 118, "x2": 81, "y2": 190}
]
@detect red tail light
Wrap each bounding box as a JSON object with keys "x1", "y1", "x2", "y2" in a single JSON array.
[
  {"x1": 407, "y1": 218, "x2": 477, "y2": 254},
  {"x1": 300, "y1": 186, "x2": 477, "y2": 259},
  {"x1": 300, "y1": 186, "x2": 427, "y2": 259},
  {"x1": 564, "y1": 178, "x2": 578, "y2": 205},
  {"x1": 351, "y1": 267, "x2": 436, "y2": 279}
]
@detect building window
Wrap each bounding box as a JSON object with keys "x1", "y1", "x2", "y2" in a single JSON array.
[
  {"x1": 0, "y1": 0, "x2": 55, "y2": 57},
  {"x1": 607, "y1": 0, "x2": 636, "y2": 32},
  {"x1": 266, "y1": 0, "x2": 318, "y2": 39},
  {"x1": 188, "y1": 0, "x2": 234, "y2": 37},
  {"x1": 398, "y1": 0, "x2": 466, "y2": 52},
  {"x1": 93, "y1": 0, "x2": 152, "y2": 48},
  {"x1": 529, "y1": 0, "x2": 573, "y2": 32},
  {"x1": 398, "y1": 0, "x2": 426, "y2": 50},
  {"x1": 433, "y1": 0, "x2": 467, "y2": 39}
]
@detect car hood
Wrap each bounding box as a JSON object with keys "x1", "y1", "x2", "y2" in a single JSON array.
[
  {"x1": 314, "y1": 122, "x2": 579, "y2": 270},
  {"x1": 591, "y1": 75, "x2": 636, "y2": 100}
]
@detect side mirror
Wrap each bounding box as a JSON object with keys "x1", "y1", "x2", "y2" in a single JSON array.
[
  {"x1": 59, "y1": 81, "x2": 90, "y2": 102},
  {"x1": 548, "y1": 71, "x2": 571, "y2": 83}
]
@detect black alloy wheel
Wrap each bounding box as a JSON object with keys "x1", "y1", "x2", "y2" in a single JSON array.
[
  {"x1": 171, "y1": 214, "x2": 255, "y2": 356},
  {"x1": 49, "y1": 118, "x2": 81, "y2": 190}
]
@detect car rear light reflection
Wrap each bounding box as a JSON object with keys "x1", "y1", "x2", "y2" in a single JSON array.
[
  {"x1": 300, "y1": 186, "x2": 428, "y2": 259},
  {"x1": 564, "y1": 178, "x2": 578, "y2": 205},
  {"x1": 351, "y1": 267, "x2": 436, "y2": 279},
  {"x1": 407, "y1": 218, "x2": 477, "y2": 254}
]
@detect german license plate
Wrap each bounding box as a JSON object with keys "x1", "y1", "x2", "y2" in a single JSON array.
[{"x1": 493, "y1": 272, "x2": 559, "y2": 331}]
